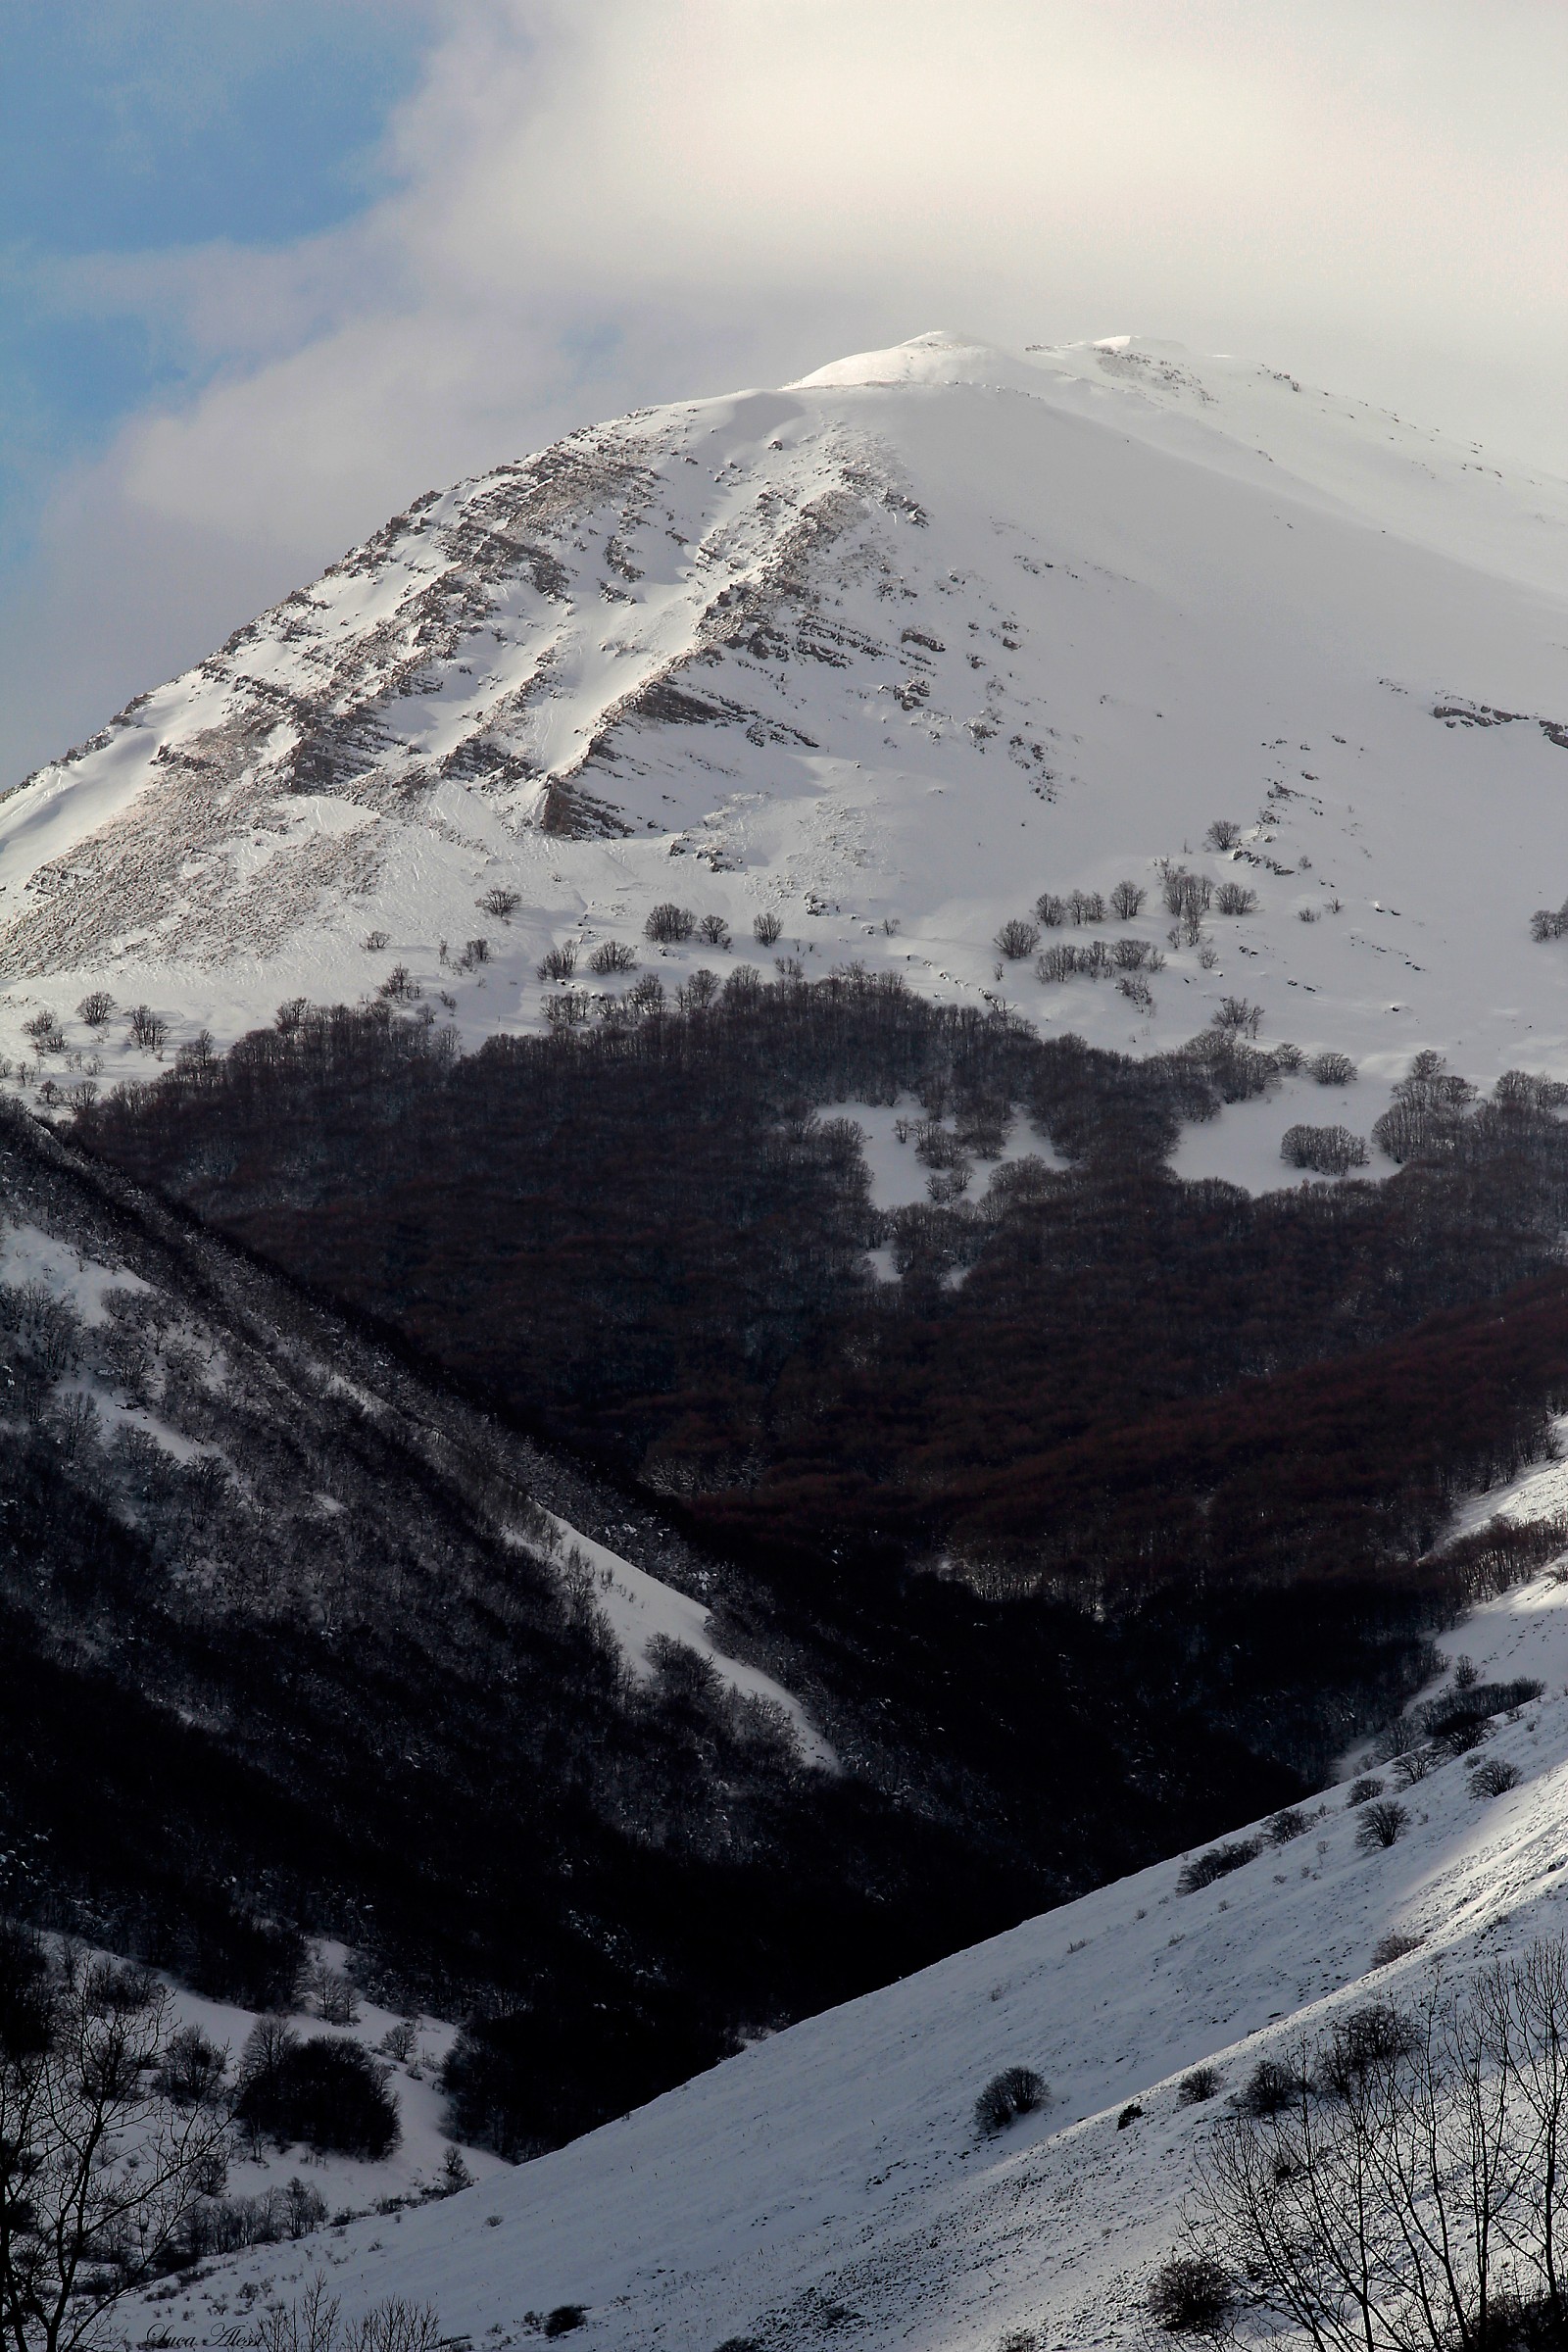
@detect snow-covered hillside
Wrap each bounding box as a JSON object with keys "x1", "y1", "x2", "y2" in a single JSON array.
[
  {"x1": 128, "y1": 1530, "x2": 1568, "y2": 2352},
  {"x1": 6, "y1": 332, "x2": 1568, "y2": 1149}
]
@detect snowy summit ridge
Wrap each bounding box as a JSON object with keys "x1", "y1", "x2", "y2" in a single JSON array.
[{"x1": 4, "y1": 328, "x2": 1568, "y2": 1099}]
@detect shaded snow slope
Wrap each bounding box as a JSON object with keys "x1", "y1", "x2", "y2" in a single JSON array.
[
  {"x1": 5, "y1": 332, "x2": 1568, "y2": 1183},
  {"x1": 128, "y1": 1541, "x2": 1568, "y2": 2352}
]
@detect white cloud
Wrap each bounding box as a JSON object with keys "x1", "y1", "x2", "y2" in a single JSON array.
[{"x1": 5, "y1": 0, "x2": 1567, "y2": 785}]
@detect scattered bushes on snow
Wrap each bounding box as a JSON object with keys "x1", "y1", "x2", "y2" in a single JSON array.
[
  {"x1": 1036, "y1": 939, "x2": 1159, "y2": 984},
  {"x1": 973, "y1": 2064, "x2": 1048, "y2": 2134},
  {"x1": 588, "y1": 940, "x2": 638, "y2": 975},
  {"x1": 1234, "y1": 2058, "x2": 1306, "y2": 2118},
  {"x1": 1281, "y1": 1123, "x2": 1369, "y2": 1175},
  {"x1": 1354, "y1": 1799, "x2": 1410, "y2": 1854},
  {"x1": 1160, "y1": 865, "x2": 1213, "y2": 923},
  {"x1": 1178, "y1": 1840, "x2": 1261, "y2": 1894},
  {"x1": 1266, "y1": 1808, "x2": 1309, "y2": 1845},
  {"x1": 235, "y1": 2030, "x2": 400, "y2": 2159},
  {"x1": 1315, "y1": 2000, "x2": 1419, "y2": 2098},
  {"x1": 1147, "y1": 2253, "x2": 1235, "y2": 2334},
  {"x1": 646, "y1": 904, "x2": 696, "y2": 944},
  {"x1": 1179, "y1": 2066, "x2": 1223, "y2": 2105},
  {"x1": 1370, "y1": 1931, "x2": 1426, "y2": 1968},
  {"x1": 126, "y1": 1004, "x2": 169, "y2": 1052},
  {"x1": 157, "y1": 2021, "x2": 228, "y2": 2105},
  {"x1": 995, "y1": 918, "x2": 1041, "y2": 961}
]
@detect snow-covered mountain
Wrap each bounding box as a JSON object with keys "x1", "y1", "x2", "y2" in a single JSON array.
[
  {"x1": 6, "y1": 332, "x2": 1568, "y2": 1114},
  {"x1": 129, "y1": 1503, "x2": 1568, "y2": 2352}
]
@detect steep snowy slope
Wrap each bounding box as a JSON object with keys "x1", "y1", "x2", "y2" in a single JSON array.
[
  {"x1": 134, "y1": 1532, "x2": 1568, "y2": 2352},
  {"x1": 5, "y1": 332, "x2": 1568, "y2": 1122}
]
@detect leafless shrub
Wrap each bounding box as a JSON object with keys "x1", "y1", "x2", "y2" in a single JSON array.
[
  {"x1": 126, "y1": 1004, "x2": 170, "y2": 1051},
  {"x1": 1178, "y1": 1839, "x2": 1261, "y2": 1894},
  {"x1": 1369, "y1": 1932, "x2": 1426, "y2": 1969},
  {"x1": 1179, "y1": 2066, "x2": 1223, "y2": 2106},
  {"x1": 1204, "y1": 819, "x2": 1242, "y2": 852},
  {"x1": 752, "y1": 910, "x2": 783, "y2": 947},
  {"x1": 1066, "y1": 889, "x2": 1105, "y2": 924},
  {"x1": 1233, "y1": 2057, "x2": 1307, "y2": 2118},
  {"x1": 1354, "y1": 1798, "x2": 1409, "y2": 1852},
  {"x1": 1531, "y1": 903, "x2": 1568, "y2": 942},
  {"x1": 646, "y1": 903, "x2": 697, "y2": 944},
  {"x1": 1110, "y1": 879, "x2": 1147, "y2": 919},
  {"x1": 249, "y1": 2278, "x2": 442, "y2": 2352},
  {"x1": 626, "y1": 974, "x2": 665, "y2": 1014},
  {"x1": 1214, "y1": 883, "x2": 1258, "y2": 916},
  {"x1": 1212, "y1": 996, "x2": 1263, "y2": 1038},
  {"x1": 1161, "y1": 866, "x2": 1212, "y2": 921},
  {"x1": 996, "y1": 917, "x2": 1041, "y2": 960},
  {"x1": 1266, "y1": 1808, "x2": 1309, "y2": 1845},
  {"x1": 588, "y1": 940, "x2": 638, "y2": 975},
  {"x1": 537, "y1": 941, "x2": 579, "y2": 982},
  {"x1": 378, "y1": 965, "x2": 420, "y2": 1003},
  {"x1": 1468, "y1": 1756, "x2": 1522, "y2": 1799},
  {"x1": 1272, "y1": 1042, "x2": 1304, "y2": 1073},
  {"x1": 453, "y1": 938, "x2": 490, "y2": 972},
  {"x1": 478, "y1": 888, "x2": 520, "y2": 920},
  {"x1": 1117, "y1": 975, "x2": 1153, "y2": 1011},
  {"x1": 698, "y1": 913, "x2": 732, "y2": 950},
  {"x1": 1147, "y1": 2253, "x2": 1234, "y2": 2334},
  {"x1": 22, "y1": 1011, "x2": 65, "y2": 1054},
  {"x1": 1281, "y1": 1123, "x2": 1369, "y2": 1175},
  {"x1": 362, "y1": 930, "x2": 390, "y2": 953},
  {"x1": 1346, "y1": 1776, "x2": 1385, "y2": 1807},
  {"x1": 1393, "y1": 1748, "x2": 1438, "y2": 1788},
  {"x1": 973, "y1": 2065, "x2": 1048, "y2": 2134},
  {"x1": 1034, "y1": 892, "x2": 1065, "y2": 927},
  {"x1": 1309, "y1": 1050, "x2": 1358, "y2": 1085},
  {"x1": 543, "y1": 990, "x2": 592, "y2": 1029},
  {"x1": 74, "y1": 991, "x2": 116, "y2": 1029}
]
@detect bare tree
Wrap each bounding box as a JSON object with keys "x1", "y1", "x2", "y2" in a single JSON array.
[
  {"x1": 752, "y1": 910, "x2": 783, "y2": 947},
  {"x1": 1109, "y1": 879, "x2": 1147, "y2": 920},
  {"x1": 250, "y1": 2277, "x2": 441, "y2": 2352},
  {"x1": 995, "y1": 918, "x2": 1041, "y2": 961},
  {"x1": 124, "y1": 1005, "x2": 169, "y2": 1053},
  {"x1": 0, "y1": 1950, "x2": 229, "y2": 2352},
  {"x1": 1183, "y1": 1948, "x2": 1568, "y2": 2351}
]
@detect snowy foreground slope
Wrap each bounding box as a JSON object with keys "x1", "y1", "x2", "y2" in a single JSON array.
[
  {"x1": 5, "y1": 332, "x2": 1568, "y2": 1130},
  {"x1": 128, "y1": 1523, "x2": 1568, "y2": 2351}
]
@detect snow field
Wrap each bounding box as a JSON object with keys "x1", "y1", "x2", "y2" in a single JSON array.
[{"x1": 126, "y1": 1551, "x2": 1568, "y2": 2351}]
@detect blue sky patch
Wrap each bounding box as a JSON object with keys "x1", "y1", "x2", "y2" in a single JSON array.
[{"x1": 0, "y1": 0, "x2": 435, "y2": 560}]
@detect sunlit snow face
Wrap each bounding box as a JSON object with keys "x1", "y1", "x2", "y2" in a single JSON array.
[{"x1": 3, "y1": 0, "x2": 1565, "y2": 793}]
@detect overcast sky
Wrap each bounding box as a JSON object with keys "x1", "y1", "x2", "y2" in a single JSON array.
[{"x1": 2, "y1": 0, "x2": 1565, "y2": 788}]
